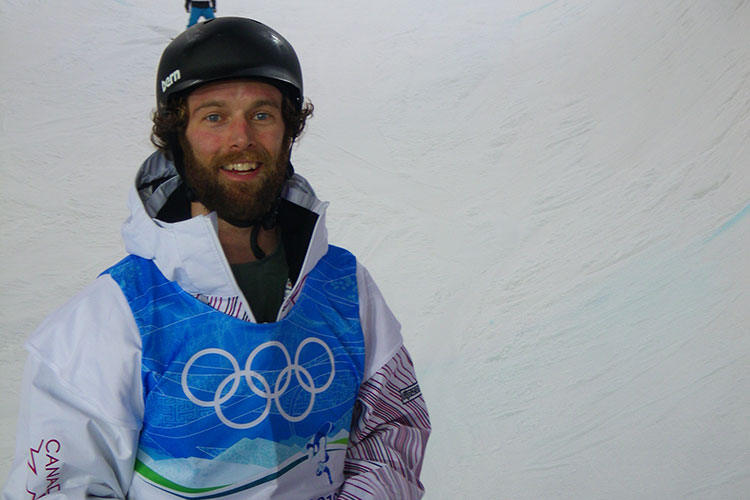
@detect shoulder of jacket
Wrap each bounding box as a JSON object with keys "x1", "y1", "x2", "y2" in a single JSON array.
[
  {"x1": 355, "y1": 261, "x2": 405, "y2": 380},
  {"x1": 25, "y1": 274, "x2": 143, "y2": 427}
]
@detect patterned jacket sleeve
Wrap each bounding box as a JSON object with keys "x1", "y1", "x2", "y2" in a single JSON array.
[
  {"x1": 339, "y1": 264, "x2": 430, "y2": 499},
  {"x1": 339, "y1": 346, "x2": 430, "y2": 499}
]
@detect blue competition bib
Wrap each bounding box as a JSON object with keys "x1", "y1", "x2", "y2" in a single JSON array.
[{"x1": 104, "y1": 246, "x2": 365, "y2": 498}]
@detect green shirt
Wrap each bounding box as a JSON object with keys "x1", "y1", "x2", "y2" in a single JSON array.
[{"x1": 230, "y1": 242, "x2": 289, "y2": 323}]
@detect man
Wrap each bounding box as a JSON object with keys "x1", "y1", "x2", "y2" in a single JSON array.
[
  {"x1": 185, "y1": 0, "x2": 216, "y2": 27},
  {"x1": 2, "y1": 17, "x2": 430, "y2": 500}
]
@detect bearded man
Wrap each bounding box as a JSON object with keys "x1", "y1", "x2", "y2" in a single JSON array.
[{"x1": 3, "y1": 17, "x2": 430, "y2": 500}]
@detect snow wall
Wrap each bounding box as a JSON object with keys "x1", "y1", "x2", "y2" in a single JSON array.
[{"x1": 1, "y1": 0, "x2": 749, "y2": 498}]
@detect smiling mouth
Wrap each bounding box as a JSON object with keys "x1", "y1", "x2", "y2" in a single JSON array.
[{"x1": 221, "y1": 162, "x2": 260, "y2": 172}]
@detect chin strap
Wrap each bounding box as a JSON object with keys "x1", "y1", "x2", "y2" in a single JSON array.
[
  {"x1": 248, "y1": 196, "x2": 282, "y2": 260},
  {"x1": 250, "y1": 224, "x2": 266, "y2": 260},
  {"x1": 172, "y1": 145, "x2": 294, "y2": 260},
  {"x1": 244, "y1": 160, "x2": 294, "y2": 260}
]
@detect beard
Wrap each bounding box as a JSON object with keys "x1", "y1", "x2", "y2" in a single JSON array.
[{"x1": 181, "y1": 140, "x2": 290, "y2": 226}]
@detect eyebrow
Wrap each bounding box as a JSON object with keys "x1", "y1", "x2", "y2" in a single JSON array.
[{"x1": 192, "y1": 99, "x2": 282, "y2": 114}]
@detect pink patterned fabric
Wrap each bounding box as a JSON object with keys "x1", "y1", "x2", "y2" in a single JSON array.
[{"x1": 340, "y1": 346, "x2": 430, "y2": 499}]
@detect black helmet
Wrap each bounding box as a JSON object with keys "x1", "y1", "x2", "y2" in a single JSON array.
[{"x1": 156, "y1": 17, "x2": 303, "y2": 109}]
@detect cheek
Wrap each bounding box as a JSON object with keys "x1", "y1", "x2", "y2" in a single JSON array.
[
  {"x1": 185, "y1": 127, "x2": 223, "y2": 158},
  {"x1": 260, "y1": 134, "x2": 283, "y2": 152},
  {"x1": 259, "y1": 128, "x2": 288, "y2": 153}
]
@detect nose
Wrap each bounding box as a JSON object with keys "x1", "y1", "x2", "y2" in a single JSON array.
[{"x1": 227, "y1": 116, "x2": 255, "y2": 151}]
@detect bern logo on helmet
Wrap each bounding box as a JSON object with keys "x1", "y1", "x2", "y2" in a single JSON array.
[{"x1": 161, "y1": 69, "x2": 181, "y2": 93}]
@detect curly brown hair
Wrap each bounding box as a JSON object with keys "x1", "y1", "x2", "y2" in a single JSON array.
[{"x1": 150, "y1": 89, "x2": 314, "y2": 158}]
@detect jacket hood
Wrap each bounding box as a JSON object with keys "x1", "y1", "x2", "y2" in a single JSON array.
[{"x1": 121, "y1": 151, "x2": 329, "y2": 299}]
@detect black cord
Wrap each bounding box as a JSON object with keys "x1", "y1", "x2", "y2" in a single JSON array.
[{"x1": 249, "y1": 223, "x2": 266, "y2": 260}]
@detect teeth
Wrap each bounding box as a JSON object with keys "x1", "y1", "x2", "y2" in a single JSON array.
[{"x1": 222, "y1": 162, "x2": 259, "y2": 172}]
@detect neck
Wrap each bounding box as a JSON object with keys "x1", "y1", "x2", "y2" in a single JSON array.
[{"x1": 191, "y1": 202, "x2": 280, "y2": 264}]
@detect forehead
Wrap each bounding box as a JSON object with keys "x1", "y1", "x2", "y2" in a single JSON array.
[{"x1": 187, "y1": 79, "x2": 283, "y2": 107}]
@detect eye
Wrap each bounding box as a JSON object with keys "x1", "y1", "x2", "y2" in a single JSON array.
[
  {"x1": 254, "y1": 111, "x2": 271, "y2": 121},
  {"x1": 205, "y1": 113, "x2": 222, "y2": 123}
]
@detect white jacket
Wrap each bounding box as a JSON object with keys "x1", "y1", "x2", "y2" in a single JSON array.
[{"x1": 3, "y1": 153, "x2": 429, "y2": 499}]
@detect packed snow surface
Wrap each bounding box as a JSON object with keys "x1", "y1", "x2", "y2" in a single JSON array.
[{"x1": 1, "y1": 0, "x2": 749, "y2": 498}]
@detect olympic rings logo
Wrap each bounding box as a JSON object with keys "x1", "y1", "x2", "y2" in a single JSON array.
[{"x1": 181, "y1": 338, "x2": 335, "y2": 429}]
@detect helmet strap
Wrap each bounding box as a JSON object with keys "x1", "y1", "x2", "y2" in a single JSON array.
[
  {"x1": 171, "y1": 140, "x2": 295, "y2": 260},
  {"x1": 249, "y1": 224, "x2": 266, "y2": 260}
]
